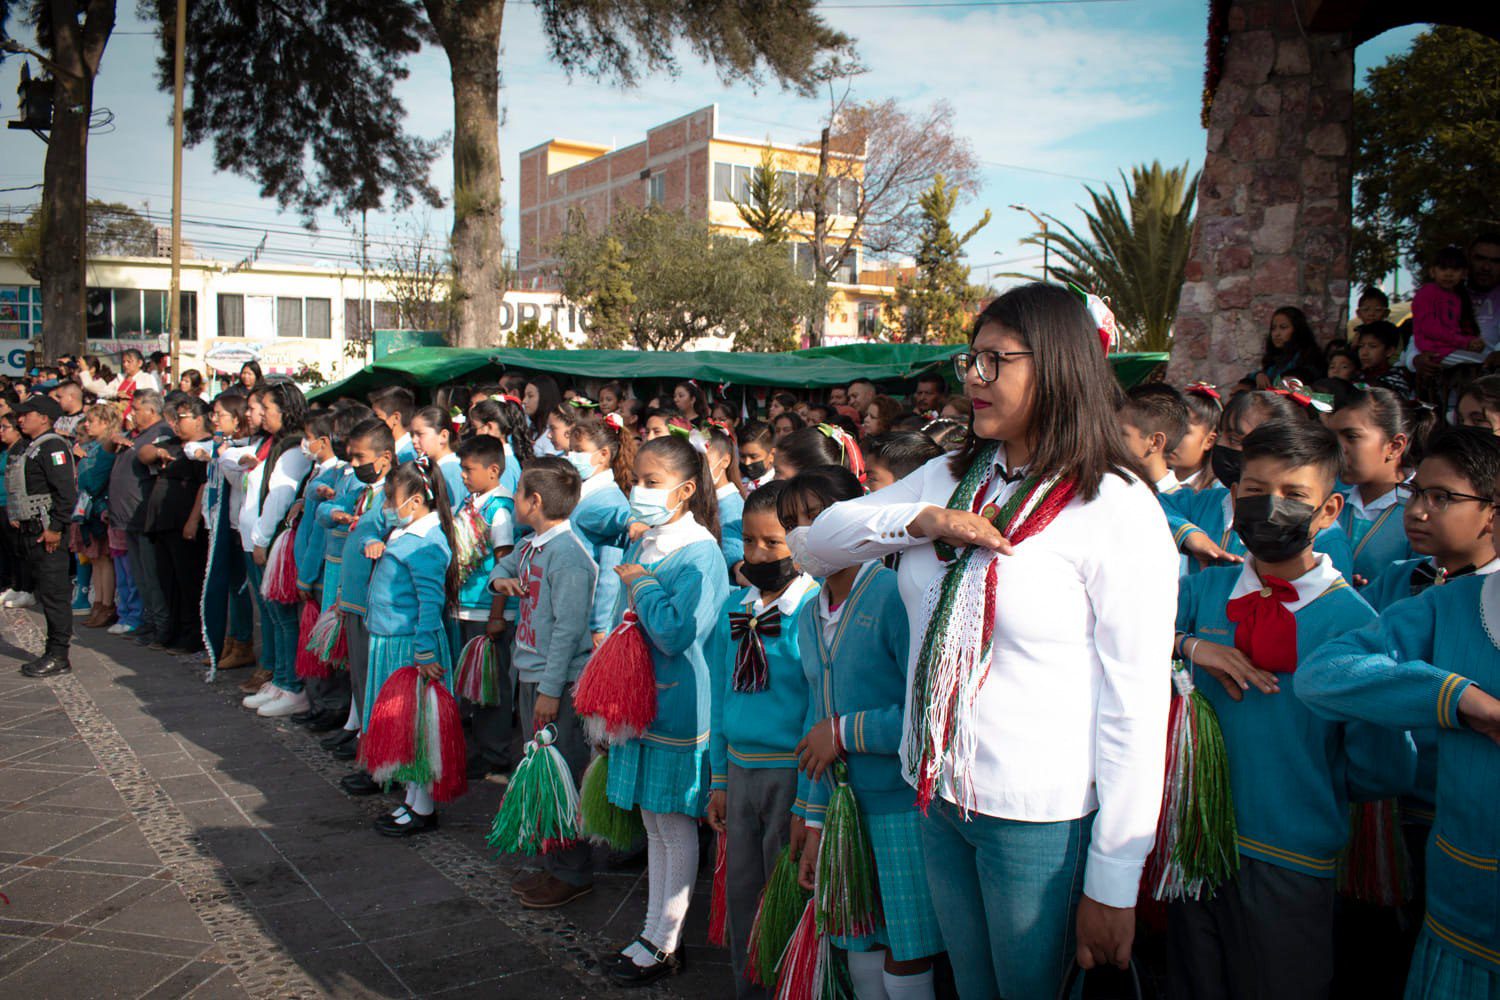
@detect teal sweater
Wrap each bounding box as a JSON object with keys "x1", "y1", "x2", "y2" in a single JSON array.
[
  {"x1": 708, "y1": 576, "x2": 821, "y2": 786},
  {"x1": 1298, "y1": 575, "x2": 1500, "y2": 974},
  {"x1": 1178, "y1": 563, "x2": 1416, "y2": 877},
  {"x1": 570, "y1": 477, "x2": 630, "y2": 634},
  {"x1": 1338, "y1": 490, "x2": 1412, "y2": 586},
  {"x1": 293, "y1": 460, "x2": 344, "y2": 590},
  {"x1": 365, "y1": 514, "x2": 452, "y2": 663},
  {"x1": 1164, "y1": 485, "x2": 1356, "y2": 580},
  {"x1": 334, "y1": 481, "x2": 391, "y2": 618},
  {"x1": 313, "y1": 465, "x2": 361, "y2": 564}
]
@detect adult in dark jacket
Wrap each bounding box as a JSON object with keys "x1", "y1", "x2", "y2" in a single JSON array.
[{"x1": 11, "y1": 395, "x2": 79, "y2": 677}]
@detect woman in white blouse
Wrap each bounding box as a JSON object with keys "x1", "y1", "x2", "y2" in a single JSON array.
[{"x1": 804, "y1": 283, "x2": 1178, "y2": 997}]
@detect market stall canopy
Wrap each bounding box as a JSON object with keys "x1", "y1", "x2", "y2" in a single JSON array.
[{"x1": 307, "y1": 345, "x2": 1167, "y2": 402}]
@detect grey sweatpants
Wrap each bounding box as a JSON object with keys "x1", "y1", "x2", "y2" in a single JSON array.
[
  {"x1": 518, "y1": 680, "x2": 593, "y2": 887},
  {"x1": 1168, "y1": 856, "x2": 1335, "y2": 1000},
  {"x1": 726, "y1": 763, "x2": 798, "y2": 1000},
  {"x1": 345, "y1": 612, "x2": 370, "y2": 725}
]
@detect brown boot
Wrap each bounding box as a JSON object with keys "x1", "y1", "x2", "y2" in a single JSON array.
[
  {"x1": 85, "y1": 604, "x2": 117, "y2": 628},
  {"x1": 218, "y1": 638, "x2": 257, "y2": 670},
  {"x1": 518, "y1": 874, "x2": 593, "y2": 910},
  {"x1": 237, "y1": 668, "x2": 271, "y2": 694}
]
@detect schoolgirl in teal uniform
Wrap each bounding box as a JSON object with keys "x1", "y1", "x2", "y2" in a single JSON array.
[
  {"x1": 604, "y1": 434, "x2": 730, "y2": 985},
  {"x1": 565, "y1": 414, "x2": 634, "y2": 644},
  {"x1": 1300, "y1": 565, "x2": 1500, "y2": 1000},
  {"x1": 779, "y1": 466, "x2": 940, "y2": 1000},
  {"x1": 704, "y1": 421, "x2": 747, "y2": 582},
  {"x1": 466, "y1": 395, "x2": 532, "y2": 501},
  {"x1": 411, "y1": 405, "x2": 468, "y2": 506},
  {"x1": 291, "y1": 411, "x2": 345, "y2": 600},
  {"x1": 1327, "y1": 385, "x2": 1419, "y2": 586},
  {"x1": 1170, "y1": 420, "x2": 1415, "y2": 997},
  {"x1": 1165, "y1": 389, "x2": 1356, "y2": 578},
  {"x1": 705, "y1": 480, "x2": 818, "y2": 997},
  {"x1": 362, "y1": 460, "x2": 459, "y2": 836}
]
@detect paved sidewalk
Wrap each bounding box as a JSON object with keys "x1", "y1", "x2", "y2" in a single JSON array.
[{"x1": 0, "y1": 610, "x2": 728, "y2": 999}]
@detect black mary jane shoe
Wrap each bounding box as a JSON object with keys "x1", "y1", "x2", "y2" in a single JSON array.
[
  {"x1": 340, "y1": 771, "x2": 381, "y2": 796},
  {"x1": 607, "y1": 942, "x2": 684, "y2": 987},
  {"x1": 599, "y1": 938, "x2": 652, "y2": 972},
  {"x1": 306, "y1": 710, "x2": 346, "y2": 733},
  {"x1": 21, "y1": 654, "x2": 72, "y2": 678},
  {"x1": 330, "y1": 740, "x2": 358, "y2": 761},
  {"x1": 374, "y1": 806, "x2": 438, "y2": 838},
  {"x1": 321, "y1": 729, "x2": 357, "y2": 751}
]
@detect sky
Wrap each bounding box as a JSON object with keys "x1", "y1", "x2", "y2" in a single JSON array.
[{"x1": 0, "y1": 0, "x2": 1424, "y2": 284}]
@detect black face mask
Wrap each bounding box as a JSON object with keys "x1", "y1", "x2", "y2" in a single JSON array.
[
  {"x1": 1233, "y1": 494, "x2": 1322, "y2": 564},
  {"x1": 741, "y1": 460, "x2": 768, "y2": 482},
  {"x1": 1210, "y1": 445, "x2": 1243, "y2": 487},
  {"x1": 352, "y1": 460, "x2": 383, "y2": 485},
  {"x1": 739, "y1": 556, "x2": 799, "y2": 594}
]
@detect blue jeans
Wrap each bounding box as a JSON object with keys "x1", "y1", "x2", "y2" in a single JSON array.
[
  {"x1": 114, "y1": 553, "x2": 142, "y2": 628},
  {"x1": 244, "y1": 561, "x2": 302, "y2": 693},
  {"x1": 921, "y1": 798, "x2": 1093, "y2": 999}
]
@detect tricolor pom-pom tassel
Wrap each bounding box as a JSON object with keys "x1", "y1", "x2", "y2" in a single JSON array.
[
  {"x1": 357, "y1": 667, "x2": 468, "y2": 802},
  {"x1": 579, "y1": 753, "x2": 643, "y2": 850},
  {"x1": 747, "y1": 844, "x2": 811, "y2": 987},
  {"x1": 454, "y1": 635, "x2": 505, "y2": 706},
  {"x1": 814, "y1": 763, "x2": 882, "y2": 938},
  {"x1": 1144, "y1": 664, "x2": 1238, "y2": 901},
  {"x1": 573, "y1": 612, "x2": 657, "y2": 744},
  {"x1": 708, "y1": 830, "x2": 729, "y2": 947},
  {"x1": 260, "y1": 530, "x2": 300, "y2": 603},
  {"x1": 1337, "y1": 799, "x2": 1411, "y2": 907},
  {"x1": 453, "y1": 503, "x2": 489, "y2": 580},
  {"x1": 487, "y1": 726, "x2": 582, "y2": 855},
  {"x1": 305, "y1": 607, "x2": 347, "y2": 670},
  {"x1": 294, "y1": 600, "x2": 330, "y2": 679},
  {"x1": 358, "y1": 666, "x2": 420, "y2": 784},
  {"x1": 424, "y1": 680, "x2": 469, "y2": 803},
  {"x1": 773, "y1": 899, "x2": 852, "y2": 1000}
]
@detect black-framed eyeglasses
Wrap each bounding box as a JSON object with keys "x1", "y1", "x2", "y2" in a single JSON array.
[
  {"x1": 954, "y1": 349, "x2": 1034, "y2": 384},
  {"x1": 1397, "y1": 482, "x2": 1494, "y2": 513}
]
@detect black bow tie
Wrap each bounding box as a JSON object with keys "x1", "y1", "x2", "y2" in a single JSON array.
[
  {"x1": 1410, "y1": 562, "x2": 1476, "y2": 596},
  {"x1": 728, "y1": 608, "x2": 782, "y2": 693}
]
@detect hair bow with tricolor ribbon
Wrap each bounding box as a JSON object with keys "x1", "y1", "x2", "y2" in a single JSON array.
[
  {"x1": 1069, "y1": 283, "x2": 1118, "y2": 354},
  {"x1": 1271, "y1": 378, "x2": 1333, "y2": 414},
  {"x1": 499, "y1": 393, "x2": 523, "y2": 407},
  {"x1": 603, "y1": 412, "x2": 625, "y2": 432},
  {"x1": 706, "y1": 418, "x2": 737, "y2": 444},
  {"x1": 569, "y1": 396, "x2": 599, "y2": 411},
  {"x1": 1183, "y1": 380, "x2": 1223, "y2": 407},
  {"x1": 817, "y1": 422, "x2": 866, "y2": 484}
]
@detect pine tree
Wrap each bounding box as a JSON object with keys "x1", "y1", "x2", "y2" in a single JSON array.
[
  {"x1": 733, "y1": 148, "x2": 794, "y2": 244},
  {"x1": 889, "y1": 175, "x2": 990, "y2": 344}
]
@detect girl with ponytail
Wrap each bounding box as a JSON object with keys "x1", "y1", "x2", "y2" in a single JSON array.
[
  {"x1": 703, "y1": 421, "x2": 747, "y2": 580},
  {"x1": 411, "y1": 405, "x2": 467, "y2": 505},
  {"x1": 567, "y1": 414, "x2": 636, "y2": 645}
]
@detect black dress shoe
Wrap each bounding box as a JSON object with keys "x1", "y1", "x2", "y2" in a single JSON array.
[
  {"x1": 21, "y1": 654, "x2": 72, "y2": 678},
  {"x1": 607, "y1": 943, "x2": 683, "y2": 987},
  {"x1": 374, "y1": 806, "x2": 438, "y2": 837},
  {"x1": 321, "y1": 729, "x2": 357, "y2": 751},
  {"x1": 340, "y1": 771, "x2": 381, "y2": 796},
  {"x1": 330, "y1": 740, "x2": 358, "y2": 761},
  {"x1": 306, "y1": 710, "x2": 346, "y2": 733},
  {"x1": 290, "y1": 708, "x2": 320, "y2": 724}
]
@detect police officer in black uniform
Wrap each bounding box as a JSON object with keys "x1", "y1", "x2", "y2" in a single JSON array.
[{"x1": 11, "y1": 396, "x2": 78, "y2": 677}]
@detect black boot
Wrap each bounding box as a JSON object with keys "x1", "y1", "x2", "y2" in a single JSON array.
[{"x1": 22, "y1": 653, "x2": 72, "y2": 678}]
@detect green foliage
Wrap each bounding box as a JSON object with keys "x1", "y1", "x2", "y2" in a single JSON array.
[
  {"x1": 888, "y1": 176, "x2": 990, "y2": 344},
  {"x1": 1353, "y1": 27, "x2": 1500, "y2": 284},
  {"x1": 733, "y1": 147, "x2": 795, "y2": 244},
  {"x1": 1019, "y1": 161, "x2": 1197, "y2": 353},
  {"x1": 555, "y1": 206, "x2": 811, "y2": 353},
  {"x1": 508, "y1": 318, "x2": 567, "y2": 350},
  {"x1": 1, "y1": 200, "x2": 157, "y2": 276}
]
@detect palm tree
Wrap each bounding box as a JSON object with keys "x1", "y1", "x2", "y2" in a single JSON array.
[{"x1": 1017, "y1": 162, "x2": 1198, "y2": 352}]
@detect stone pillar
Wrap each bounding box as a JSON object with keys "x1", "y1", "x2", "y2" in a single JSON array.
[{"x1": 1169, "y1": 0, "x2": 1354, "y2": 386}]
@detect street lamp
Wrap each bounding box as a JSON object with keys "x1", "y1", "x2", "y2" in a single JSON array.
[{"x1": 1009, "y1": 204, "x2": 1049, "y2": 283}]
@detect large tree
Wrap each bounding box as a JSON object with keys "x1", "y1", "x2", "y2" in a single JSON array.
[
  {"x1": 2, "y1": 199, "x2": 158, "y2": 276},
  {"x1": 1353, "y1": 26, "x2": 1500, "y2": 285},
  {"x1": 1018, "y1": 161, "x2": 1197, "y2": 353},
  {"x1": 556, "y1": 205, "x2": 812, "y2": 353},
  {"x1": 733, "y1": 147, "x2": 795, "y2": 244},
  {"x1": 888, "y1": 175, "x2": 990, "y2": 344}
]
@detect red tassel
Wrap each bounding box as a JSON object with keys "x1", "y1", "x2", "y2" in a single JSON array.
[
  {"x1": 358, "y1": 666, "x2": 420, "y2": 783},
  {"x1": 261, "y1": 530, "x2": 301, "y2": 604},
  {"x1": 573, "y1": 612, "x2": 657, "y2": 743},
  {"x1": 708, "y1": 830, "x2": 728, "y2": 947},
  {"x1": 771, "y1": 900, "x2": 821, "y2": 1000},
  {"x1": 331, "y1": 615, "x2": 349, "y2": 667},
  {"x1": 294, "y1": 600, "x2": 331, "y2": 679},
  {"x1": 427, "y1": 680, "x2": 469, "y2": 803}
]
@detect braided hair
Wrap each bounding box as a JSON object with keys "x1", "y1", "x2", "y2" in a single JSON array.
[{"x1": 388, "y1": 459, "x2": 460, "y2": 613}]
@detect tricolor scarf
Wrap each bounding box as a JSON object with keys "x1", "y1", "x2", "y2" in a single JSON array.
[
  {"x1": 905, "y1": 442, "x2": 1077, "y2": 815},
  {"x1": 453, "y1": 495, "x2": 489, "y2": 580},
  {"x1": 728, "y1": 606, "x2": 782, "y2": 693}
]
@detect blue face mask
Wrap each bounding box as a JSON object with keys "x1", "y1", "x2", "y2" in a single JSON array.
[
  {"x1": 566, "y1": 451, "x2": 597, "y2": 481},
  {"x1": 629, "y1": 482, "x2": 684, "y2": 527},
  {"x1": 386, "y1": 496, "x2": 416, "y2": 529}
]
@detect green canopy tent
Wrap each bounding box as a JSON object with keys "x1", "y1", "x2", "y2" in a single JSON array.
[{"x1": 307, "y1": 345, "x2": 1167, "y2": 403}]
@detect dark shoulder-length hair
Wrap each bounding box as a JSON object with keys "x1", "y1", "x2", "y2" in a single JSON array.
[{"x1": 950, "y1": 283, "x2": 1136, "y2": 501}]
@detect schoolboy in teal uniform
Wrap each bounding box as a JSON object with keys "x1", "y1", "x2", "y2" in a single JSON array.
[
  {"x1": 565, "y1": 415, "x2": 633, "y2": 644},
  {"x1": 451, "y1": 434, "x2": 516, "y2": 779},
  {"x1": 1169, "y1": 419, "x2": 1416, "y2": 999},
  {"x1": 307, "y1": 404, "x2": 372, "y2": 619},
  {"x1": 290, "y1": 411, "x2": 348, "y2": 728},
  {"x1": 604, "y1": 435, "x2": 730, "y2": 986},
  {"x1": 362, "y1": 461, "x2": 457, "y2": 837},
  {"x1": 488, "y1": 458, "x2": 598, "y2": 909},
  {"x1": 1327, "y1": 385, "x2": 1415, "y2": 585},
  {"x1": 1299, "y1": 553, "x2": 1500, "y2": 1000},
  {"x1": 779, "y1": 467, "x2": 940, "y2": 1000},
  {"x1": 705, "y1": 480, "x2": 818, "y2": 998},
  {"x1": 370, "y1": 386, "x2": 418, "y2": 464}
]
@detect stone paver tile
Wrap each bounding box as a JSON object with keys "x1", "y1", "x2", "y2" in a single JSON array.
[
  {"x1": 252, "y1": 897, "x2": 359, "y2": 953},
  {"x1": 321, "y1": 876, "x2": 468, "y2": 922},
  {"x1": 0, "y1": 808, "x2": 114, "y2": 856},
  {"x1": 0, "y1": 767, "x2": 93, "y2": 804},
  {"x1": 157, "y1": 772, "x2": 232, "y2": 805},
  {"x1": 0, "y1": 939, "x2": 187, "y2": 997},
  {"x1": 28, "y1": 773, "x2": 127, "y2": 812},
  {"x1": 342, "y1": 895, "x2": 492, "y2": 942},
  {"x1": 94, "y1": 881, "x2": 216, "y2": 943},
  {"x1": 64, "y1": 821, "x2": 162, "y2": 866},
  {"x1": 290, "y1": 942, "x2": 411, "y2": 999},
  {"x1": 222, "y1": 860, "x2": 318, "y2": 908},
  {"x1": 366, "y1": 917, "x2": 520, "y2": 967},
  {"x1": 182, "y1": 966, "x2": 252, "y2": 1000},
  {"x1": 137, "y1": 751, "x2": 207, "y2": 780},
  {"x1": 395, "y1": 943, "x2": 550, "y2": 995},
  {"x1": 176, "y1": 795, "x2": 250, "y2": 830},
  {"x1": 140, "y1": 959, "x2": 235, "y2": 1000},
  {"x1": 69, "y1": 925, "x2": 217, "y2": 959}
]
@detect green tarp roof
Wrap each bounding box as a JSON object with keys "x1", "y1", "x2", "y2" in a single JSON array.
[{"x1": 308, "y1": 345, "x2": 1167, "y2": 402}]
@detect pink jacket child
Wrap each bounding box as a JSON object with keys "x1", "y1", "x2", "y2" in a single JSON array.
[{"x1": 1412, "y1": 246, "x2": 1483, "y2": 359}]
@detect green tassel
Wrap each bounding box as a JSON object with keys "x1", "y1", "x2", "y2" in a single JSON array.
[
  {"x1": 749, "y1": 844, "x2": 810, "y2": 987},
  {"x1": 814, "y1": 762, "x2": 883, "y2": 938},
  {"x1": 579, "y1": 753, "x2": 644, "y2": 850},
  {"x1": 1172, "y1": 687, "x2": 1238, "y2": 893},
  {"x1": 486, "y1": 726, "x2": 582, "y2": 856}
]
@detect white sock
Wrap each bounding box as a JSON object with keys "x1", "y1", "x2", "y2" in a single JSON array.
[
  {"x1": 881, "y1": 969, "x2": 934, "y2": 1000},
  {"x1": 408, "y1": 784, "x2": 434, "y2": 816},
  {"x1": 632, "y1": 810, "x2": 697, "y2": 966},
  {"x1": 847, "y1": 950, "x2": 890, "y2": 1000},
  {"x1": 639, "y1": 809, "x2": 667, "y2": 948},
  {"x1": 343, "y1": 699, "x2": 360, "y2": 731}
]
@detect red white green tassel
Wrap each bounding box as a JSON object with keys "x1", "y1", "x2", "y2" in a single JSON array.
[
  {"x1": 1144, "y1": 663, "x2": 1238, "y2": 901},
  {"x1": 578, "y1": 753, "x2": 643, "y2": 850},
  {"x1": 573, "y1": 611, "x2": 657, "y2": 744},
  {"x1": 487, "y1": 725, "x2": 582, "y2": 855},
  {"x1": 357, "y1": 667, "x2": 468, "y2": 802},
  {"x1": 773, "y1": 899, "x2": 852, "y2": 1000},
  {"x1": 1338, "y1": 799, "x2": 1411, "y2": 907},
  {"x1": 814, "y1": 763, "x2": 882, "y2": 938},
  {"x1": 260, "y1": 529, "x2": 300, "y2": 603},
  {"x1": 305, "y1": 607, "x2": 347, "y2": 670},
  {"x1": 708, "y1": 830, "x2": 729, "y2": 947},
  {"x1": 453, "y1": 502, "x2": 489, "y2": 580},
  {"x1": 747, "y1": 844, "x2": 811, "y2": 987},
  {"x1": 293, "y1": 600, "x2": 330, "y2": 679},
  {"x1": 454, "y1": 634, "x2": 505, "y2": 706}
]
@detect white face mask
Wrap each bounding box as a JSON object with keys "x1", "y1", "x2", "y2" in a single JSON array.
[
  {"x1": 629, "y1": 482, "x2": 685, "y2": 527},
  {"x1": 785, "y1": 525, "x2": 844, "y2": 580}
]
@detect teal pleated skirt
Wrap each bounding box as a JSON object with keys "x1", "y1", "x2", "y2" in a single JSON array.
[
  {"x1": 606, "y1": 738, "x2": 710, "y2": 818},
  {"x1": 362, "y1": 629, "x2": 453, "y2": 730},
  {"x1": 833, "y1": 809, "x2": 945, "y2": 961}
]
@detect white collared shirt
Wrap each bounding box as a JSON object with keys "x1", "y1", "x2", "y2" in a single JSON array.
[
  {"x1": 1155, "y1": 471, "x2": 1181, "y2": 494},
  {"x1": 717, "y1": 482, "x2": 740, "y2": 501},
  {"x1": 464, "y1": 485, "x2": 515, "y2": 549},
  {"x1": 528, "y1": 520, "x2": 573, "y2": 550},
  {"x1": 1178, "y1": 467, "x2": 1205, "y2": 490},
  {"x1": 637, "y1": 514, "x2": 713, "y2": 565},
  {"x1": 1347, "y1": 483, "x2": 1400, "y2": 519},
  {"x1": 743, "y1": 571, "x2": 816, "y2": 619},
  {"x1": 580, "y1": 468, "x2": 617, "y2": 499},
  {"x1": 1228, "y1": 552, "x2": 1343, "y2": 613},
  {"x1": 387, "y1": 510, "x2": 440, "y2": 544}
]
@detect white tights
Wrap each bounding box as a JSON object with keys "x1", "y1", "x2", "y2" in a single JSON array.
[{"x1": 631, "y1": 809, "x2": 698, "y2": 965}]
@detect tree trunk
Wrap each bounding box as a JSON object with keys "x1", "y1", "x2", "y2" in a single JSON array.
[
  {"x1": 809, "y1": 126, "x2": 833, "y2": 347},
  {"x1": 427, "y1": 0, "x2": 506, "y2": 349},
  {"x1": 39, "y1": 70, "x2": 90, "y2": 361}
]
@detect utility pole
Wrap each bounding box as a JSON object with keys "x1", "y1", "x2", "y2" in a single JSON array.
[
  {"x1": 1009, "y1": 204, "x2": 1049, "y2": 283},
  {"x1": 167, "y1": 0, "x2": 187, "y2": 379}
]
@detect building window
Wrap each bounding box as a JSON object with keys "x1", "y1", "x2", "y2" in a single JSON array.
[
  {"x1": 712, "y1": 162, "x2": 755, "y2": 203},
  {"x1": 647, "y1": 173, "x2": 665, "y2": 206},
  {"x1": 306, "y1": 297, "x2": 331, "y2": 339},
  {"x1": 857, "y1": 301, "x2": 881, "y2": 339},
  {"x1": 113, "y1": 288, "x2": 143, "y2": 337},
  {"x1": 276, "y1": 297, "x2": 304, "y2": 338},
  {"x1": 179, "y1": 292, "x2": 198, "y2": 341},
  {"x1": 217, "y1": 294, "x2": 244, "y2": 338},
  {"x1": 0, "y1": 285, "x2": 42, "y2": 339}
]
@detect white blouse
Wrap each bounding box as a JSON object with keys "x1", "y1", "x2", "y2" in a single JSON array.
[{"x1": 805, "y1": 449, "x2": 1179, "y2": 909}]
